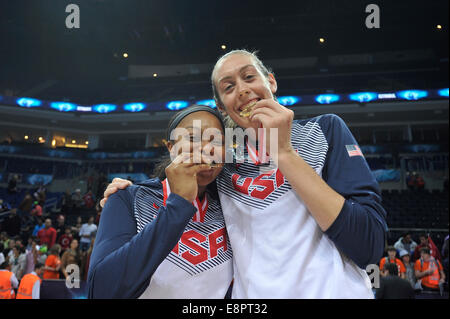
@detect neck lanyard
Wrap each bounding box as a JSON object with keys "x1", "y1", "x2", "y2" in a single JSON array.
[{"x1": 162, "y1": 179, "x2": 208, "y2": 223}]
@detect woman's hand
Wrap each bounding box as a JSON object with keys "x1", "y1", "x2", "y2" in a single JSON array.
[
  {"x1": 249, "y1": 99, "x2": 295, "y2": 159},
  {"x1": 100, "y1": 178, "x2": 133, "y2": 208},
  {"x1": 165, "y1": 153, "x2": 212, "y2": 203}
]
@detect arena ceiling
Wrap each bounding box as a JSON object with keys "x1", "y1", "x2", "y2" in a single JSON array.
[{"x1": 0, "y1": 0, "x2": 448, "y2": 105}]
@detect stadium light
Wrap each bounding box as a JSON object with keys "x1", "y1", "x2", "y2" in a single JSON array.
[
  {"x1": 166, "y1": 100, "x2": 189, "y2": 111},
  {"x1": 196, "y1": 99, "x2": 216, "y2": 108},
  {"x1": 277, "y1": 96, "x2": 301, "y2": 106},
  {"x1": 397, "y1": 90, "x2": 428, "y2": 101},
  {"x1": 438, "y1": 88, "x2": 449, "y2": 97},
  {"x1": 349, "y1": 92, "x2": 378, "y2": 103},
  {"x1": 315, "y1": 94, "x2": 340, "y2": 104},
  {"x1": 123, "y1": 102, "x2": 147, "y2": 112},
  {"x1": 50, "y1": 102, "x2": 77, "y2": 112},
  {"x1": 16, "y1": 97, "x2": 42, "y2": 108},
  {"x1": 92, "y1": 104, "x2": 117, "y2": 113}
]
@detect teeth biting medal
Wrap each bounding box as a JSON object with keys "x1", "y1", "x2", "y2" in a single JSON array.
[{"x1": 239, "y1": 100, "x2": 258, "y2": 117}]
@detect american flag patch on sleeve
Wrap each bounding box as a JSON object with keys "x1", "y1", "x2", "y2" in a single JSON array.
[{"x1": 345, "y1": 144, "x2": 364, "y2": 157}]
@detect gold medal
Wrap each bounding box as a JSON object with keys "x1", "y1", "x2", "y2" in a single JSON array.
[{"x1": 239, "y1": 100, "x2": 258, "y2": 117}]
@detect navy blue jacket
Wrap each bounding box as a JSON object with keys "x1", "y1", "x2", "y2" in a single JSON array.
[
  {"x1": 87, "y1": 178, "x2": 196, "y2": 299},
  {"x1": 316, "y1": 114, "x2": 388, "y2": 268}
]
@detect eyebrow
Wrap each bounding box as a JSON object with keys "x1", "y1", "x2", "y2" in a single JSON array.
[{"x1": 218, "y1": 64, "x2": 256, "y2": 84}]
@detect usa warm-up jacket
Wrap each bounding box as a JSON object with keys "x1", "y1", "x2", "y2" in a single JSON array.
[
  {"x1": 217, "y1": 114, "x2": 388, "y2": 298},
  {"x1": 87, "y1": 178, "x2": 232, "y2": 299}
]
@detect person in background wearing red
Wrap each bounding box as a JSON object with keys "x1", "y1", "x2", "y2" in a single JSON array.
[
  {"x1": 43, "y1": 244, "x2": 61, "y2": 279},
  {"x1": 58, "y1": 227, "x2": 74, "y2": 253},
  {"x1": 415, "y1": 247, "x2": 445, "y2": 293},
  {"x1": 379, "y1": 246, "x2": 406, "y2": 279},
  {"x1": 37, "y1": 219, "x2": 57, "y2": 251},
  {"x1": 414, "y1": 173, "x2": 425, "y2": 190},
  {"x1": 31, "y1": 201, "x2": 42, "y2": 218},
  {"x1": 413, "y1": 234, "x2": 442, "y2": 262},
  {"x1": 83, "y1": 190, "x2": 95, "y2": 210}
]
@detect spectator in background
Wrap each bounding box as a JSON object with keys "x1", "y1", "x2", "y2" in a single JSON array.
[
  {"x1": 376, "y1": 263, "x2": 415, "y2": 299},
  {"x1": 442, "y1": 235, "x2": 449, "y2": 281},
  {"x1": 59, "y1": 227, "x2": 74, "y2": 253},
  {"x1": 14, "y1": 237, "x2": 24, "y2": 249},
  {"x1": 61, "y1": 190, "x2": 73, "y2": 215},
  {"x1": 30, "y1": 201, "x2": 43, "y2": 218},
  {"x1": 37, "y1": 218, "x2": 57, "y2": 249},
  {"x1": 54, "y1": 214, "x2": 66, "y2": 242},
  {"x1": 96, "y1": 173, "x2": 107, "y2": 200},
  {"x1": 71, "y1": 189, "x2": 83, "y2": 211},
  {"x1": 18, "y1": 193, "x2": 34, "y2": 217},
  {"x1": 83, "y1": 190, "x2": 95, "y2": 210},
  {"x1": 7, "y1": 174, "x2": 18, "y2": 194},
  {"x1": 414, "y1": 173, "x2": 425, "y2": 191},
  {"x1": 380, "y1": 246, "x2": 406, "y2": 279},
  {"x1": 1, "y1": 209, "x2": 21, "y2": 237},
  {"x1": 71, "y1": 216, "x2": 83, "y2": 242},
  {"x1": 94, "y1": 201, "x2": 102, "y2": 225},
  {"x1": 0, "y1": 199, "x2": 11, "y2": 213},
  {"x1": 43, "y1": 244, "x2": 61, "y2": 280},
  {"x1": 33, "y1": 185, "x2": 46, "y2": 207},
  {"x1": 406, "y1": 171, "x2": 414, "y2": 190},
  {"x1": 0, "y1": 261, "x2": 18, "y2": 299},
  {"x1": 79, "y1": 216, "x2": 97, "y2": 252},
  {"x1": 32, "y1": 217, "x2": 45, "y2": 237},
  {"x1": 413, "y1": 234, "x2": 442, "y2": 262},
  {"x1": 0, "y1": 232, "x2": 8, "y2": 248},
  {"x1": 414, "y1": 247, "x2": 445, "y2": 293},
  {"x1": 3, "y1": 238, "x2": 15, "y2": 259},
  {"x1": 16, "y1": 262, "x2": 44, "y2": 299},
  {"x1": 87, "y1": 175, "x2": 94, "y2": 192},
  {"x1": 82, "y1": 235, "x2": 95, "y2": 281},
  {"x1": 9, "y1": 245, "x2": 26, "y2": 280},
  {"x1": 24, "y1": 238, "x2": 39, "y2": 275},
  {"x1": 20, "y1": 214, "x2": 36, "y2": 245},
  {"x1": 61, "y1": 239, "x2": 81, "y2": 280},
  {"x1": 37, "y1": 245, "x2": 48, "y2": 265},
  {"x1": 25, "y1": 237, "x2": 34, "y2": 252},
  {"x1": 407, "y1": 172, "x2": 425, "y2": 191},
  {"x1": 0, "y1": 244, "x2": 5, "y2": 267},
  {"x1": 399, "y1": 250, "x2": 416, "y2": 288},
  {"x1": 394, "y1": 233, "x2": 418, "y2": 256}
]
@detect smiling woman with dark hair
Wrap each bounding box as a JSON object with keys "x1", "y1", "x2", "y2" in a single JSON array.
[{"x1": 88, "y1": 105, "x2": 233, "y2": 299}]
